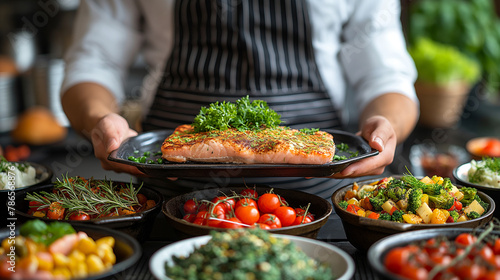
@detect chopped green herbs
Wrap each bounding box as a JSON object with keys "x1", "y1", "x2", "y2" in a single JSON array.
[
  {"x1": 164, "y1": 229, "x2": 333, "y2": 280},
  {"x1": 332, "y1": 143, "x2": 358, "y2": 161},
  {"x1": 299, "y1": 128, "x2": 319, "y2": 135},
  {"x1": 192, "y1": 96, "x2": 282, "y2": 132},
  {"x1": 128, "y1": 150, "x2": 164, "y2": 164}
]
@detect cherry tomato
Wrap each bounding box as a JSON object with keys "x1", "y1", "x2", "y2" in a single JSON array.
[
  {"x1": 254, "y1": 223, "x2": 272, "y2": 230},
  {"x1": 47, "y1": 202, "x2": 65, "y2": 220},
  {"x1": 183, "y1": 199, "x2": 198, "y2": 214},
  {"x1": 240, "y1": 188, "x2": 258, "y2": 199},
  {"x1": 193, "y1": 218, "x2": 205, "y2": 226},
  {"x1": 258, "y1": 214, "x2": 282, "y2": 228},
  {"x1": 258, "y1": 193, "x2": 281, "y2": 214},
  {"x1": 196, "y1": 210, "x2": 209, "y2": 220},
  {"x1": 68, "y1": 211, "x2": 90, "y2": 221},
  {"x1": 493, "y1": 238, "x2": 500, "y2": 255},
  {"x1": 183, "y1": 213, "x2": 196, "y2": 223},
  {"x1": 399, "y1": 264, "x2": 428, "y2": 280},
  {"x1": 235, "y1": 205, "x2": 260, "y2": 225},
  {"x1": 207, "y1": 210, "x2": 226, "y2": 227},
  {"x1": 384, "y1": 247, "x2": 411, "y2": 274},
  {"x1": 453, "y1": 262, "x2": 486, "y2": 280},
  {"x1": 292, "y1": 215, "x2": 312, "y2": 225},
  {"x1": 212, "y1": 196, "x2": 235, "y2": 212},
  {"x1": 235, "y1": 198, "x2": 258, "y2": 209},
  {"x1": 273, "y1": 206, "x2": 296, "y2": 227},
  {"x1": 295, "y1": 208, "x2": 315, "y2": 221},
  {"x1": 220, "y1": 217, "x2": 244, "y2": 229},
  {"x1": 455, "y1": 233, "x2": 477, "y2": 247}
]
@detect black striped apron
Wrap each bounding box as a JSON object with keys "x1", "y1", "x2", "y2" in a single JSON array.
[{"x1": 142, "y1": 0, "x2": 347, "y2": 200}]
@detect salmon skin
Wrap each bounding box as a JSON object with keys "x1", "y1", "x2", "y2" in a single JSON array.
[{"x1": 161, "y1": 125, "x2": 335, "y2": 164}]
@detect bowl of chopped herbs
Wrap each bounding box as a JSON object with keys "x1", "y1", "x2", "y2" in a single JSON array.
[
  {"x1": 14, "y1": 175, "x2": 163, "y2": 241},
  {"x1": 150, "y1": 228, "x2": 354, "y2": 280},
  {"x1": 332, "y1": 174, "x2": 495, "y2": 251}
]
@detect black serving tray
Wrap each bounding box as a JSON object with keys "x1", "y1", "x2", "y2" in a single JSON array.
[{"x1": 108, "y1": 129, "x2": 378, "y2": 178}]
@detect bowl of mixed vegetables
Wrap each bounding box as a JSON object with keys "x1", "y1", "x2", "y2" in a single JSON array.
[
  {"x1": 368, "y1": 221, "x2": 500, "y2": 280},
  {"x1": 14, "y1": 176, "x2": 163, "y2": 241},
  {"x1": 331, "y1": 175, "x2": 495, "y2": 251},
  {"x1": 162, "y1": 184, "x2": 332, "y2": 239},
  {"x1": 0, "y1": 219, "x2": 141, "y2": 280},
  {"x1": 150, "y1": 228, "x2": 354, "y2": 280}
]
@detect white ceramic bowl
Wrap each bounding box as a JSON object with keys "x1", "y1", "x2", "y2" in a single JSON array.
[{"x1": 149, "y1": 234, "x2": 355, "y2": 280}]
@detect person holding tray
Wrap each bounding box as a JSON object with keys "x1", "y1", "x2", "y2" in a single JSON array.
[{"x1": 61, "y1": 0, "x2": 418, "y2": 199}]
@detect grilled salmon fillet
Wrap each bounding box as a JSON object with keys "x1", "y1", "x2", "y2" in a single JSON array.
[{"x1": 161, "y1": 125, "x2": 335, "y2": 164}]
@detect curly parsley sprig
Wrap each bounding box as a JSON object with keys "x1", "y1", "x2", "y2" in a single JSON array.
[{"x1": 192, "y1": 96, "x2": 282, "y2": 132}]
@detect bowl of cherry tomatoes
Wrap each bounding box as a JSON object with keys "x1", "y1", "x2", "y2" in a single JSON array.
[
  {"x1": 368, "y1": 224, "x2": 500, "y2": 280},
  {"x1": 162, "y1": 184, "x2": 333, "y2": 239},
  {"x1": 14, "y1": 176, "x2": 163, "y2": 241}
]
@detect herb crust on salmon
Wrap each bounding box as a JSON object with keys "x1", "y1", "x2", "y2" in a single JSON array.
[{"x1": 161, "y1": 124, "x2": 335, "y2": 164}]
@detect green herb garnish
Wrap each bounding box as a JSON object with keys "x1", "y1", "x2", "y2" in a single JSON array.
[
  {"x1": 299, "y1": 128, "x2": 319, "y2": 135},
  {"x1": 192, "y1": 96, "x2": 282, "y2": 132},
  {"x1": 20, "y1": 220, "x2": 76, "y2": 246}
]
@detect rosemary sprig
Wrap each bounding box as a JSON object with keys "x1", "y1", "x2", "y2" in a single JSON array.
[{"x1": 25, "y1": 175, "x2": 141, "y2": 218}]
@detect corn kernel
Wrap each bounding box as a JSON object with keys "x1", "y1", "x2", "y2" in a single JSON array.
[
  {"x1": 97, "y1": 244, "x2": 116, "y2": 265},
  {"x1": 53, "y1": 252, "x2": 70, "y2": 267},
  {"x1": 69, "y1": 261, "x2": 88, "y2": 279},
  {"x1": 87, "y1": 254, "x2": 106, "y2": 275},
  {"x1": 96, "y1": 237, "x2": 115, "y2": 248},
  {"x1": 36, "y1": 252, "x2": 54, "y2": 271},
  {"x1": 52, "y1": 267, "x2": 72, "y2": 280},
  {"x1": 68, "y1": 250, "x2": 86, "y2": 263},
  {"x1": 76, "y1": 237, "x2": 97, "y2": 255}
]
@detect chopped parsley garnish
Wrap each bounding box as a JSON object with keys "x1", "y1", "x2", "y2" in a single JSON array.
[
  {"x1": 192, "y1": 96, "x2": 282, "y2": 132},
  {"x1": 332, "y1": 143, "x2": 359, "y2": 161},
  {"x1": 299, "y1": 128, "x2": 319, "y2": 135}
]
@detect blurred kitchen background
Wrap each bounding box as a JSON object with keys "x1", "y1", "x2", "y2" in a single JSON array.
[{"x1": 1, "y1": 0, "x2": 499, "y2": 177}]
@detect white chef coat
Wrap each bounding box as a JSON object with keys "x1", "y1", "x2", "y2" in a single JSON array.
[{"x1": 61, "y1": 0, "x2": 418, "y2": 122}]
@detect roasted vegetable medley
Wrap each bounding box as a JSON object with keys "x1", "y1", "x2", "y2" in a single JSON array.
[
  {"x1": 0, "y1": 220, "x2": 117, "y2": 279},
  {"x1": 25, "y1": 176, "x2": 156, "y2": 220},
  {"x1": 339, "y1": 175, "x2": 489, "y2": 224},
  {"x1": 165, "y1": 229, "x2": 333, "y2": 280}
]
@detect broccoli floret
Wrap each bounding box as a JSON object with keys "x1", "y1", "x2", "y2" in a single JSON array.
[
  {"x1": 428, "y1": 190, "x2": 455, "y2": 210},
  {"x1": 466, "y1": 211, "x2": 481, "y2": 220},
  {"x1": 460, "y1": 187, "x2": 478, "y2": 205},
  {"x1": 407, "y1": 188, "x2": 423, "y2": 214},
  {"x1": 441, "y1": 178, "x2": 455, "y2": 192},
  {"x1": 401, "y1": 175, "x2": 442, "y2": 195},
  {"x1": 386, "y1": 183, "x2": 409, "y2": 202},
  {"x1": 369, "y1": 191, "x2": 387, "y2": 211},
  {"x1": 391, "y1": 210, "x2": 404, "y2": 223},
  {"x1": 338, "y1": 200, "x2": 349, "y2": 210},
  {"x1": 379, "y1": 212, "x2": 392, "y2": 221},
  {"x1": 449, "y1": 210, "x2": 460, "y2": 222}
]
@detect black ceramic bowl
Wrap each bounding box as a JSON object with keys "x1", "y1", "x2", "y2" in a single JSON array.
[
  {"x1": 368, "y1": 227, "x2": 498, "y2": 280},
  {"x1": 331, "y1": 176, "x2": 495, "y2": 251},
  {"x1": 454, "y1": 161, "x2": 500, "y2": 218},
  {"x1": 1, "y1": 162, "x2": 52, "y2": 210},
  {"x1": 14, "y1": 182, "x2": 163, "y2": 241},
  {"x1": 163, "y1": 185, "x2": 332, "y2": 239},
  {"x1": 0, "y1": 223, "x2": 141, "y2": 280}
]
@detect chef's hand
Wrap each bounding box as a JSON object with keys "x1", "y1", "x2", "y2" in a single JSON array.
[
  {"x1": 90, "y1": 113, "x2": 145, "y2": 176},
  {"x1": 330, "y1": 116, "x2": 396, "y2": 179}
]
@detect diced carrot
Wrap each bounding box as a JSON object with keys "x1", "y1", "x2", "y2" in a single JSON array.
[{"x1": 367, "y1": 212, "x2": 380, "y2": 220}]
